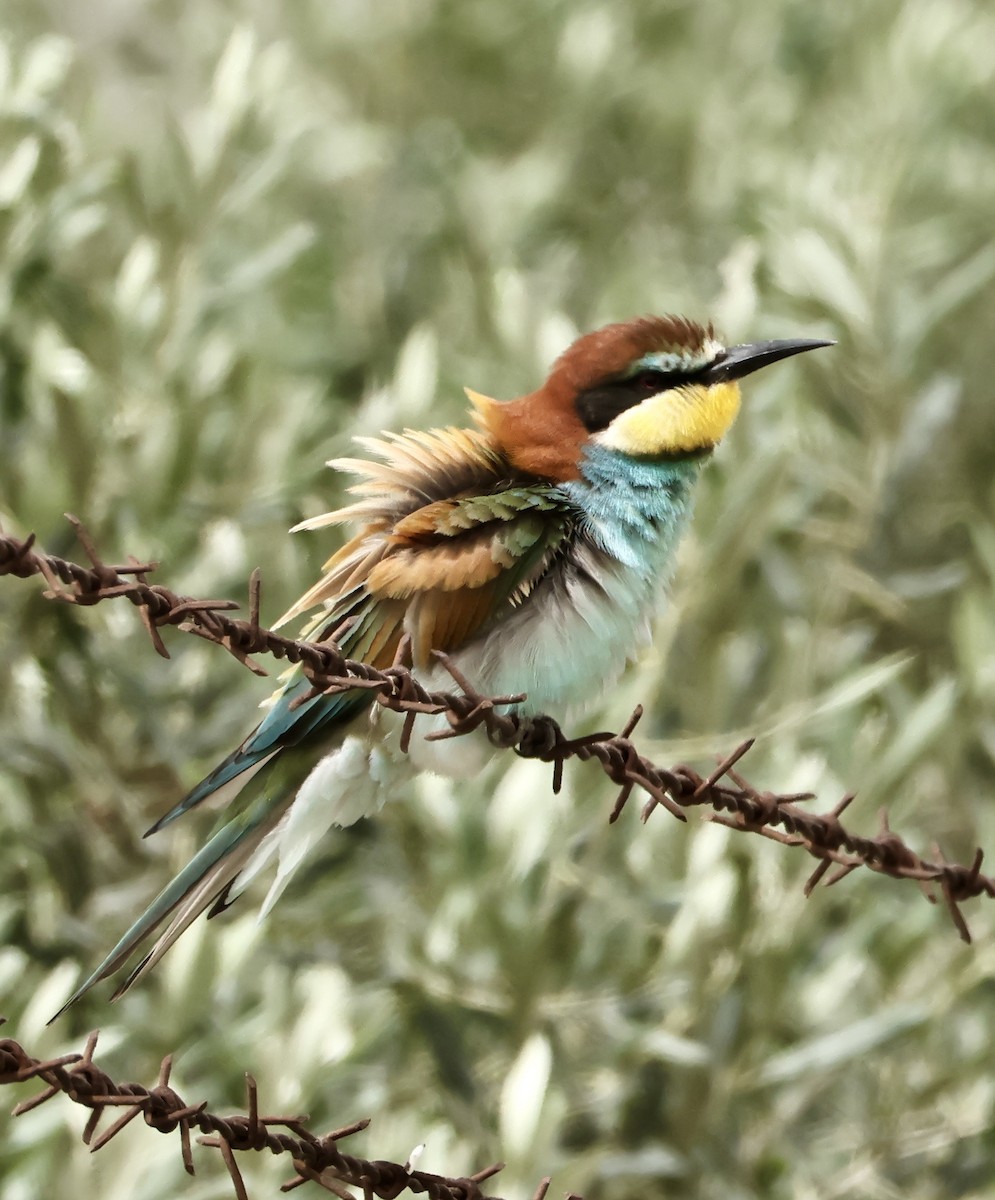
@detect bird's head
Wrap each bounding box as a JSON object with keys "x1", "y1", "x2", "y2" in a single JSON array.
[{"x1": 470, "y1": 316, "x2": 833, "y2": 481}]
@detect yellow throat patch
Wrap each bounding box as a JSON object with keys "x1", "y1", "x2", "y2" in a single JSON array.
[{"x1": 595, "y1": 381, "x2": 742, "y2": 457}]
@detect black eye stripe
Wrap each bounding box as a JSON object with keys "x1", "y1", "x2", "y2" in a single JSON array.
[{"x1": 575, "y1": 368, "x2": 704, "y2": 433}]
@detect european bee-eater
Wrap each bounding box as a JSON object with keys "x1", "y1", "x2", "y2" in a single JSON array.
[{"x1": 55, "y1": 315, "x2": 831, "y2": 1014}]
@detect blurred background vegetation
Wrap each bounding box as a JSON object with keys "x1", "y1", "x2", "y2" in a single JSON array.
[{"x1": 1, "y1": 0, "x2": 994, "y2": 1197}]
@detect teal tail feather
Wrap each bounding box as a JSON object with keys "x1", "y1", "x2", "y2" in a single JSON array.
[
  {"x1": 142, "y1": 747, "x2": 276, "y2": 837},
  {"x1": 50, "y1": 760, "x2": 298, "y2": 1021},
  {"x1": 143, "y1": 679, "x2": 366, "y2": 837}
]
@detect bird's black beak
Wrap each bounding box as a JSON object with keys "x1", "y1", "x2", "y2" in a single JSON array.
[{"x1": 701, "y1": 337, "x2": 835, "y2": 384}]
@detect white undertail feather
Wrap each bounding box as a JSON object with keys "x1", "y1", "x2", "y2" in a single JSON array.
[{"x1": 252, "y1": 735, "x2": 397, "y2": 918}]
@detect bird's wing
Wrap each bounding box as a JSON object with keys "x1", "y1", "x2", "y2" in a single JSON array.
[
  {"x1": 182, "y1": 481, "x2": 574, "y2": 804},
  {"x1": 149, "y1": 428, "x2": 574, "y2": 834},
  {"x1": 329, "y1": 482, "x2": 577, "y2": 663}
]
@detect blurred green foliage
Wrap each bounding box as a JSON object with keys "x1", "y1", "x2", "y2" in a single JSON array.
[{"x1": 1, "y1": 0, "x2": 995, "y2": 1197}]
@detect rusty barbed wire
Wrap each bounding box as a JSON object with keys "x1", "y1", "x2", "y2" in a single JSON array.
[
  {"x1": 1, "y1": 519, "x2": 993, "y2": 940},
  {"x1": 0, "y1": 1017, "x2": 548, "y2": 1199}
]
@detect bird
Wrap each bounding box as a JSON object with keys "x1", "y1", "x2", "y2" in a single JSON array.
[{"x1": 54, "y1": 314, "x2": 832, "y2": 1016}]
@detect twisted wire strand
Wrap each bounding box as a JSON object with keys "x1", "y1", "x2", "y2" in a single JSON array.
[
  {"x1": 1, "y1": 519, "x2": 991, "y2": 944},
  {"x1": 0, "y1": 1019, "x2": 522, "y2": 1198}
]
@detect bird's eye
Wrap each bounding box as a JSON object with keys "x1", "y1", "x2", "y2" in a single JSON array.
[{"x1": 634, "y1": 371, "x2": 663, "y2": 391}]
